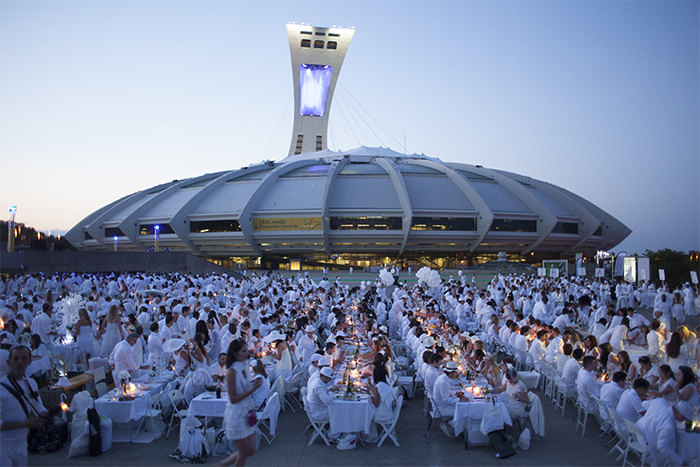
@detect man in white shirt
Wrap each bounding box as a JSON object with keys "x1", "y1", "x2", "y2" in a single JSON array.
[
  {"x1": 560, "y1": 348, "x2": 583, "y2": 391},
  {"x1": 1, "y1": 345, "x2": 48, "y2": 467},
  {"x1": 423, "y1": 353, "x2": 442, "y2": 394},
  {"x1": 31, "y1": 303, "x2": 54, "y2": 348},
  {"x1": 111, "y1": 333, "x2": 149, "y2": 377},
  {"x1": 616, "y1": 379, "x2": 649, "y2": 423},
  {"x1": 307, "y1": 367, "x2": 334, "y2": 422},
  {"x1": 576, "y1": 356, "x2": 600, "y2": 412},
  {"x1": 208, "y1": 353, "x2": 228, "y2": 382},
  {"x1": 432, "y1": 361, "x2": 469, "y2": 419},
  {"x1": 646, "y1": 321, "x2": 665, "y2": 363},
  {"x1": 636, "y1": 399, "x2": 691, "y2": 467},
  {"x1": 599, "y1": 371, "x2": 626, "y2": 418}
]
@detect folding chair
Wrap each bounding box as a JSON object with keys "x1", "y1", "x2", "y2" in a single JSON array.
[
  {"x1": 302, "y1": 393, "x2": 330, "y2": 446},
  {"x1": 621, "y1": 419, "x2": 650, "y2": 467},
  {"x1": 271, "y1": 376, "x2": 286, "y2": 412},
  {"x1": 255, "y1": 392, "x2": 281, "y2": 445},
  {"x1": 606, "y1": 407, "x2": 630, "y2": 461},
  {"x1": 377, "y1": 395, "x2": 403, "y2": 447},
  {"x1": 166, "y1": 389, "x2": 190, "y2": 439},
  {"x1": 283, "y1": 370, "x2": 303, "y2": 413},
  {"x1": 134, "y1": 392, "x2": 164, "y2": 440}
]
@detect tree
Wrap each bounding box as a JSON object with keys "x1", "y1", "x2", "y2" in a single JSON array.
[{"x1": 644, "y1": 248, "x2": 695, "y2": 289}]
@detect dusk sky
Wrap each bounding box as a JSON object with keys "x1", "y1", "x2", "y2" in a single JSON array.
[{"x1": 1, "y1": 1, "x2": 698, "y2": 256}]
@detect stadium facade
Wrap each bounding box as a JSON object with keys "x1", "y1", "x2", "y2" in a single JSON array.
[{"x1": 65, "y1": 23, "x2": 631, "y2": 270}]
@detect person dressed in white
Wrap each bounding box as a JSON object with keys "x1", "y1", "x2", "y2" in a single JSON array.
[
  {"x1": 636, "y1": 399, "x2": 692, "y2": 467},
  {"x1": 307, "y1": 367, "x2": 334, "y2": 422},
  {"x1": 111, "y1": 333, "x2": 149, "y2": 377},
  {"x1": 296, "y1": 326, "x2": 317, "y2": 368},
  {"x1": 209, "y1": 353, "x2": 228, "y2": 382},
  {"x1": 560, "y1": 348, "x2": 583, "y2": 392},
  {"x1": 219, "y1": 339, "x2": 262, "y2": 467},
  {"x1": 599, "y1": 371, "x2": 626, "y2": 419},
  {"x1": 616, "y1": 379, "x2": 649, "y2": 424},
  {"x1": 0, "y1": 345, "x2": 49, "y2": 467},
  {"x1": 432, "y1": 361, "x2": 468, "y2": 419},
  {"x1": 576, "y1": 356, "x2": 600, "y2": 412}
]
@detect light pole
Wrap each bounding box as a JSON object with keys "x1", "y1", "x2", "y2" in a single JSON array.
[
  {"x1": 154, "y1": 225, "x2": 160, "y2": 252},
  {"x1": 113, "y1": 236, "x2": 118, "y2": 251},
  {"x1": 7, "y1": 205, "x2": 16, "y2": 252}
]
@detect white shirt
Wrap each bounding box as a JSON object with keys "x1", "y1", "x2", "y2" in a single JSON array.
[
  {"x1": 636, "y1": 398, "x2": 684, "y2": 467},
  {"x1": 560, "y1": 357, "x2": 579, "y2": 389},
  {"x1": 433, "y1": 373, "x2": 459, "y2": 417},
  {"x1": 111, "y1": 340, "x2": 138, "y2": 376},
  {"x1": 0, "y1": 375, "x2": 47, "y2": 445},
  {"x1": 576, "y1": 368, "x2": 600, "y2": 411},
  {"x1": 616, "y1": 389, "x2": 645, "y2": 423},
  {"x1": 307, "y1": 375, "x2": 333, "y2": 421}
]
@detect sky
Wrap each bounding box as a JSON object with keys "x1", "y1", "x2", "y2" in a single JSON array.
[{"x1": 1, "y1": 0, "x2": 698, "y2": 256}]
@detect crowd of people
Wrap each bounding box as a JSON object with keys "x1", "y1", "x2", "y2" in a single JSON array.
[{"x1": 0, "y1": 270, "x2": 699, "y2": 466}]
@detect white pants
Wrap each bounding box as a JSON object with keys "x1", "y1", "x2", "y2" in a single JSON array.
[{"x1": 0, "y1": 440, "x2": 27, "y2": 467}]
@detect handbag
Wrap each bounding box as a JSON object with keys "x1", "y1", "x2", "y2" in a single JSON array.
[{"x1": 247, "y1": 409, "x2": 257, "y2": 427}]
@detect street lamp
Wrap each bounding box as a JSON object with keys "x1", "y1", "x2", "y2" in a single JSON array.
[
  {"x1": 113, "y1": 236, "x2": 118, "y2": 251},
  {"x1": 7, "y1": 205, "x2": 17, "y2": 252},
  {"x1": 154, "y1": 225, "x2": 160, "y2": 252}
]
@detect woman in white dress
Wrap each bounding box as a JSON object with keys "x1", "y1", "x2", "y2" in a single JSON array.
[
  {"x1": 492, "y1": 367, "x2": 529, "y2": 419},
  {"x1": 609, "y1": 317, "x2": 630, "y2": 353},
  {"x1": 368, "y1": 364, "x2": 397, "y2": 423},
  {"x1": 215, "y1": 339, "x2": 262, "y2": 467},
  {"x1": 99, "y1": 305, "x2": 124, "y2": 358},
  {"x1": 266, "y1": 331, "x2": 293, "y2": 379},
  {"x1": 75, "y1": 308, "x2": 95, "y2": 360},
  {"x1": 666, "y1": 331, "x2": 692, "y2": 373},
  {"x1": 671, "y1": 292, "x2": 686, "y2": 324}
]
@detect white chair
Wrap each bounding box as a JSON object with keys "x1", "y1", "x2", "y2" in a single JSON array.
[
  {"x1": 377, "y1": 395, "x2": 403, "y2": 447},
  {"x1": 134, "y1": 392, "x2": 164, "y2": 440},
  {"x1": 95, "y1": 382, "x2": 109, "y2": 398},
  {"x1": 271, "y1": 376, "x2": 286, "y2": 412},
  {"x1": 283, "y1": 371, "x2": 303, "y2": 413},
  {"x1": 166, "y1": 389, "x2": 190, "y2": 439},
  {"x1": 606, "y1": 406, "x2": 630, "y2": 461},
  {"x1": 592, "y1": 396, "x2": 615, "y2": 443},
  {"x1": 302, "y1": 393, "x2": 330, "y2": 446},
  {"x1": 621, "y1": 419, "x2": 650, "y2": 467},
  {"x1": 255, "y1": 392, "x2": 280, "y2": 444}
]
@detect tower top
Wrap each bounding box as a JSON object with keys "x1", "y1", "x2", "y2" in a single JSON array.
[{"x1": 286, "y1": 23, "x2": 355, "y2": 155}]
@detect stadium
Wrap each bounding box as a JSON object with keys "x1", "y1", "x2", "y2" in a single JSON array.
[{"x1": 64, "y1": 23, "x2": 631, "y2": 271}]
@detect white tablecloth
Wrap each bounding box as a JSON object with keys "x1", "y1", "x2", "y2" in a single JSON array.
[
  {"x1": 518, "y1": 371, "x2": 540, "y2": 389},
  {"x1": 189, "y1": 393, "x2": 228, "y2": 418},
  {"x1": 329, "y1": 398, "x2": 373, "y2": 434},
  {"x1": 452, "y1": 400, "x2": 512, "y2": 436},
  {"x1": 676, "y1": 429, "x2": 700, "y2": 465},
  {"x1": 95, "y1": 393, "x2": 151, "y2": 424}
]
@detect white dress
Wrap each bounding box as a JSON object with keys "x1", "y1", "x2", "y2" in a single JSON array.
[
  {"x1": 225, "y1": 361, "x2": 255, "y2": 440},
  {"x1": 505, "y1": 379, "x2": 528, "y2": 419},
  {"x1": 76, "y1": 323, "x2": 95, "y2": 357},
  {"x1": 100, "y1": 322, "x2": 123, "y2": 358},
  {"x1": 275, "y1": 347, "x2": 293, "y2": 379}
]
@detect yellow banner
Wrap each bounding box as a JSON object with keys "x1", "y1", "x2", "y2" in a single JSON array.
[{"x1": 253, "y1": 217, "x2": 322, "y2": 231}]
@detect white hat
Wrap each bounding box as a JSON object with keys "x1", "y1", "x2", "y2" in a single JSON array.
[
  {"x1": 319, "y1": 367, "x2": 334, "y2": 378},
  {"x1": 379, "y1": 326, "x2": 388, "y2": 333},
  {"x1": 674, "y1": 401, "x2": 694, "y2": 420},
  {"x1": 318, "y1": 357, "x2": 331, "y2": 367},
  {"x1": 305, "y1": 325, "x2": 315, "y2": 333},
  {"x1": 444, "y1": 361, "x2": 459, "y2": 373},
  {"x1": 163, "y1": 338, "x2": 186, "y2": 353},
  {"x1": 310, "y1": 354, "x2": 323, "y2": 363},
  {"x1": 424, "y1": 337, "x2": 437, "y2": 347},
  {"x1": 264, "y1": 331, "x2": 285, "y2": 343}
]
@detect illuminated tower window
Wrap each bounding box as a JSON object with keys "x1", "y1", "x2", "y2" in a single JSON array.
[{"x1": 299, "y1": 64, "x2": 332, "y2": 116}]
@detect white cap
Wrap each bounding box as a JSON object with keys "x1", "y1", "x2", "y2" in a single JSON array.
[{"x1": 320, "y1": 367, "x2": 334, "y2": 378}]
